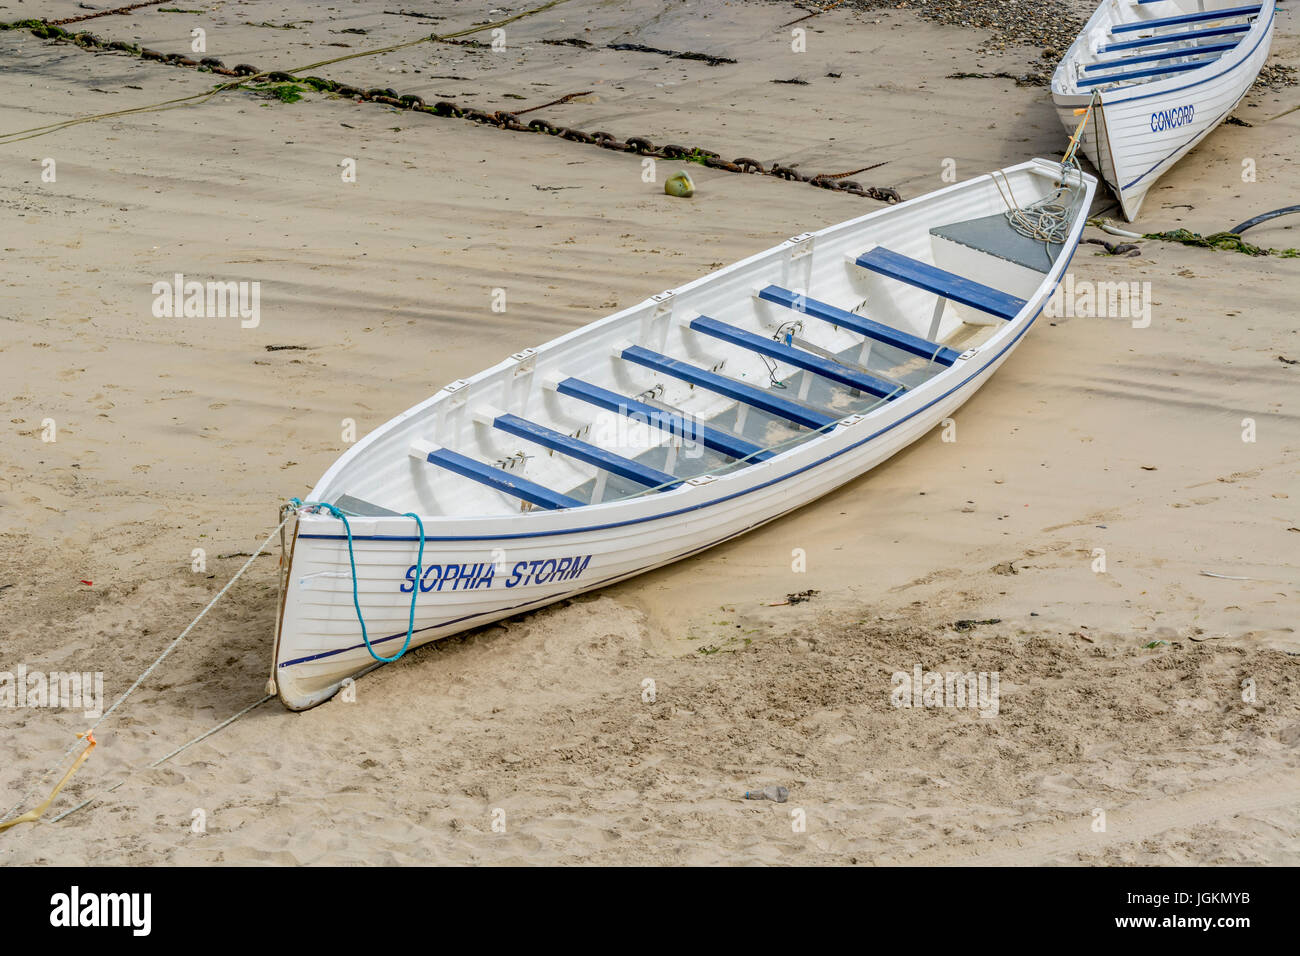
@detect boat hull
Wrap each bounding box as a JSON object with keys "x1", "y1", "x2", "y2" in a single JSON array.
[
  {"x1": 1051, "y1": 0, "x2": 1276, "y2": 220},
  {"x1": 273, "y1": 290, "x2": 1077, "y2": 710},
  {"x1": 272, "y1": 159, "x2": 1094, "y2": 710}
]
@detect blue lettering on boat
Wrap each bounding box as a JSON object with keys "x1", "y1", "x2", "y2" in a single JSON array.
[
  {"x1": 419, "y1": 564, "x2": 442, "y2": 592},
  {"x1": 1150, "y1": 104, "x2": 1194, "y2": 133},
  {"x1": 402, "y1": 554, "x2": 593, "y2": 591}
]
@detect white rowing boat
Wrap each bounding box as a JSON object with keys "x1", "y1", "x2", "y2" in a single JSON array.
[
  {"x1": 1051, "y1": 0, "x2": 1277, "y2": 220},
  {"x1": 270, "y1": 159, "x2": 1096, "y2": 710}
]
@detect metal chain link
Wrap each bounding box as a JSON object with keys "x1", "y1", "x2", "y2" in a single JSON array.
[{"x1": 9, "y1": 21, "x2": 902, "y2": 204}]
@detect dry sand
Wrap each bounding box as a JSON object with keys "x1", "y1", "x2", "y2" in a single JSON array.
[{"x1": 1, "y1": 0, "x2": 1297, "y2": 864}]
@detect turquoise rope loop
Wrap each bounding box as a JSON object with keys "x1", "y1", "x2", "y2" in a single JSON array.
[{"x1": 289, "y1": 498, "x2": 425, "y2": 663}]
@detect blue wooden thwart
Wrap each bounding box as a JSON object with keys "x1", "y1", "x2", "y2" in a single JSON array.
[
  {"x1": 1111, "y1": 4, "x2": 1260, "y2": 34},
  {"x1": 1077, "y1": 55, "x2": 1222, "y2": 86},
  {"x1": 689, "y1": 315, "x2": 901, "y2": 399},
  {"x1": 420, "y1": 447, "x2": 583, "y2": 510},
  {"x1": 493, "y1": 413, "x2": 681, "y2": 489},
  {"x1": 758, "y1": 285, "x2": 961, "y2": 364},
  {"x1": 620, "y1": 345, "x2": 836, "y2": 430},
  {"x1": 1102, "y1": 23, "x2": 1250, "y2": 53},
  {"x1": 855, "y1": 247, "x2": 1027, "y2": 320},
  {"x1": 1084, "y1": 40, "x2": 1240, "y2": 72},
  {"x1": 556, "y1": 378, "x2": 773, "y2": 462}
]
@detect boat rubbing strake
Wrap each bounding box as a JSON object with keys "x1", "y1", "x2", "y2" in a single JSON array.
[
  {"x1": 1051, "y1": 0, "x2": 1278, "y2": 220},
  {"x1": 270, "y1": 159, "x2": 1097, "y2": 710}
]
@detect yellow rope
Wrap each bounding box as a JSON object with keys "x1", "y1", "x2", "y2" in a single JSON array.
[
  {"x1": 0, "y1": 0, "x2": 574, "y2": 145},
  {"x1": 1063, "y1": 90, "x2": 1099, "y2": 166},
  {"x1": 0, "y1": 732, "x2": 96, "y2": 832}
]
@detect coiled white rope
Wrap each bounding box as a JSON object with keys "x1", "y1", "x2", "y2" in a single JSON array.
[{"x1": 993, "y1": 165, "x2": 1086, "y2": 247}]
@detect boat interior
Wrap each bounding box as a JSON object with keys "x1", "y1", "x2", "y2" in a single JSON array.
[
  {"x1": 1064, "y1": 0, "x2": 1264, "y2": 91},
  {"x1": 318, "y1": 164, "x2": 1082, "y2": 520}
]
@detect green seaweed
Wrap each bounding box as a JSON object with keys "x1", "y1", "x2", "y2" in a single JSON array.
[
  {"x1": 1144, "y1": 228, "x2": 1299, "y2": 259},
  {"x1": 299, "y1": 76, "x2": 336, "y2": 92},
  {"x1": 251, "y1": 81, "x2": 308, "y2": 103},
  {"x1": 678, "y1": 148, "x2": 719, "y2": 167}
]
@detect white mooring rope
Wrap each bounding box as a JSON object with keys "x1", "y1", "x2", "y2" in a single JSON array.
[
  {"x1": 1, "y1": 511, "x2": 295, "y2": 828},
  {"x1": 48, "y1": 693, "x2": 274, "y2": 824}
]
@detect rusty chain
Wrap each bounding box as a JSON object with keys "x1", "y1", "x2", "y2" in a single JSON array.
[
  {"x1": 47, "y1": 1, "x2": 171, "y2": 27},
  {"x1": 6, "y1": 20, "x2": 901, "y2": 204}
]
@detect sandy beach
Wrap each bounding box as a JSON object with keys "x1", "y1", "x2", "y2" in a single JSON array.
[{"x1": 1, "y1": 0, "x2": 1298, "y2": 864}]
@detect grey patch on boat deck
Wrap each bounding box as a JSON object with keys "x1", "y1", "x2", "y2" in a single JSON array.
[
  {"x1": 334, "y1": 494, "x2": 403, "y2": 517},
  {"x1": 930, "y1": 213, "x2": 1061, "y2": 273}
]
